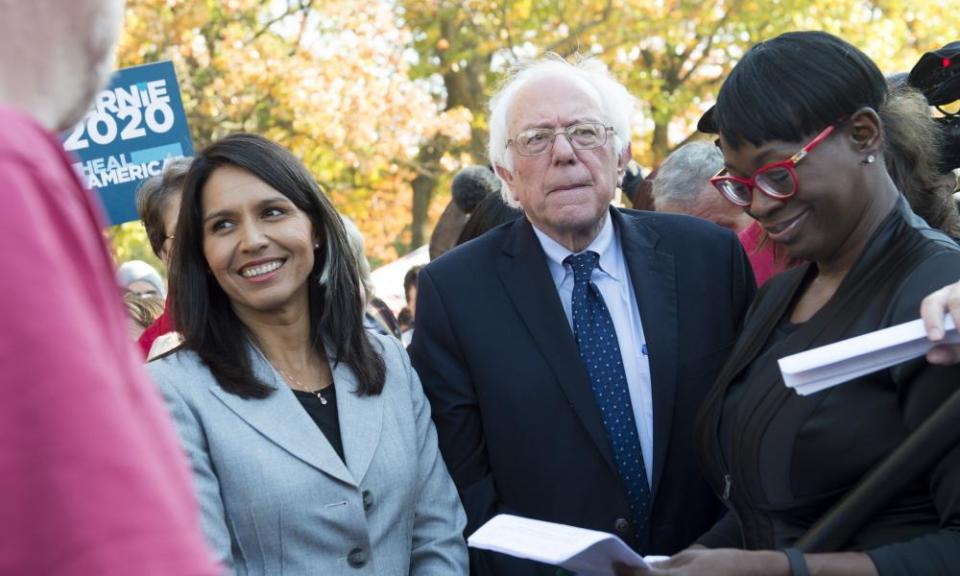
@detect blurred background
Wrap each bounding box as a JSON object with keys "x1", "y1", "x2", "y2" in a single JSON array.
[{"x1": 109, "y1": 0, "x2": 959, "y2": 272}]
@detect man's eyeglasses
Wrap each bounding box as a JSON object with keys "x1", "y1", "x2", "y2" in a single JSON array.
[
  {"x1": 507, "y1": 122, "x2": 615, "y2": 157},
  {"x1": 709, "y1": 124, "x2": 836, "y2": 207}
]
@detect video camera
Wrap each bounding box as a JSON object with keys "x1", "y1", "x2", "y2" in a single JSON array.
[{"x1": 908, "y1": 41, "x2": 960, "y2": 173}]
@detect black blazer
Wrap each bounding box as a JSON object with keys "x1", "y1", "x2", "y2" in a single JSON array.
[{"x1": 409, "y1": 208, "x2": 756, "y2": 575}]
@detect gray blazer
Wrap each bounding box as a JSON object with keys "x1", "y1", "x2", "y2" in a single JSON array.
[{"x1": 148, "y1": 332, "x2": 468, "y2": 576}]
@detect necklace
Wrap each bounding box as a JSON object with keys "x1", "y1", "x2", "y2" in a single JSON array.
[{"x1": 276, "y1": 367, "x2": 330, "y2": 405}]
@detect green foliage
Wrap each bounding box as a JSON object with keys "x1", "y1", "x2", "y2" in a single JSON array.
[
  {"x1": 108, "y1": 221, "x2": 166, "y2": 277},
  {"x1": 109, "y1": 0, "x2": 960, "y2": 262},
  {"x1": 402, "y1": 0, "x2": 960, "y2": 170}
]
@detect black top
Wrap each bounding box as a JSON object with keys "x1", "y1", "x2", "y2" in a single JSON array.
[
  {"x1": 717, "y1": 319, "x2": 800, "y2": 465},
  {"x1": 293, "y1": 385, "x2": 344, "y2": 463},
  {"x1": 696, "y1": 198, "x2": 960, "y2": 574}
]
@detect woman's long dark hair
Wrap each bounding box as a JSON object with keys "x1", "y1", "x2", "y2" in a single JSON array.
[{"x1": 169, "y1": 133, "x2": 385, "y2": 398}]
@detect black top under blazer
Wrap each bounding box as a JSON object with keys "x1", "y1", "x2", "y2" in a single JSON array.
[{"x1": 409, "y1": 207, "x2": 756, "y2": 575}]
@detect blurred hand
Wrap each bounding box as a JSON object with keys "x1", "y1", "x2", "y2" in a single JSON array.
[
  {"x1": 922, "y1": 280, "x2": 960, "y2": 365},
  {"x1": 613, "y1": 548, "x2": 788, "y2": 576}
]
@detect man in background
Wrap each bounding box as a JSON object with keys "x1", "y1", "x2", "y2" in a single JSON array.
[
  {"x1": 652, "y1": 141, "x2": 752, "y2": 233},
  {"x1": 0, "y1": 1, "x2": 218, "y2": 574},
  {"x1": 653, "y1": 141, "x2": 786, "y2": 285}
]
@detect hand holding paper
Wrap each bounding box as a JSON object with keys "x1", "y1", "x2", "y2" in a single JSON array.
[
  {"x1": 779, "y1": 314, "x2": 959, "y2": 396},
  {"x1": 468, "y1": 514, "x2": 668, "y2": 576},
  {"x1": 921, "y1": 283, "x2": 960, "y2": 365}
]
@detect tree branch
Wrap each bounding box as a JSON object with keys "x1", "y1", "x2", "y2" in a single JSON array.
[
  {"x1": 678, "y1": 0, "x2": 733, "y2": 85},
  {"x1": 543, "y1": 0, "x2": 614, "y2": 54},
  {"x1": 247, "y1": 0, "x2": 314, "y2": 45},
  {"x1": 289, "y1": 1, "x2": 315, "y2": 56},
  {"x1": 498, "y1": 0, "x2": 520, "y2": 64}
]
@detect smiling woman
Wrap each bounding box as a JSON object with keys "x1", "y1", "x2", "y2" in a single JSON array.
[
  {"x1": 200, "y1": 164, "x2": 317, "y2": 320},
  {"x1": 616, "y1": 32, "x2": 960, "y2": 576},
  {"x1": 146, "y1": 133, "x2": 467, "y2": 575}
]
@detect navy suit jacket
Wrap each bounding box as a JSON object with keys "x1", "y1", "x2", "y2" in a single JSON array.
[{"x1": 409, "y1": 208, "x2": 755, "y2": 574}]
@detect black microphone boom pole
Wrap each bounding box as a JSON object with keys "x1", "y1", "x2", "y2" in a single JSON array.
[{"x1": 796, "y1": 385, "x2": 960, "y2": 553}]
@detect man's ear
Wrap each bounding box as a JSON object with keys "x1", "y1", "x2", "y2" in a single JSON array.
[
  {"x1": 494, "y1": 163, "x2": 513, "y2": 186},
  {"x1": 618, "y1": 142, "x2": 633, "y2": 172},
  {"x1": 616, "y1": 142, "x2": 632, "y2": 188},
  {"x1": 848, "y1": 107, "x2": 883, "y2": 154}
]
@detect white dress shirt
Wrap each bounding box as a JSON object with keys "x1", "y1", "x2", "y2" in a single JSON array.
[{"x1": 532, "y1": 214, "x2": 654, "y2": 484}]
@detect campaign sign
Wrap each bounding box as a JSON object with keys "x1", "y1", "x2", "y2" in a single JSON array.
[{"x1": 63, "y1": 61, "x2": 194, "y2": 225}]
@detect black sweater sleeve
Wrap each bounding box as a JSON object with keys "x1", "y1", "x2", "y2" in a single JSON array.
[
  {"x1": 866, "y1": 252, "x2": 960, "y2": 574},
  {"x1": 866, "y1": 530, "x2": 960, "y2": 576},
  {"x1": 695, "y1": 510, "x2": 744, "y2": 549}
]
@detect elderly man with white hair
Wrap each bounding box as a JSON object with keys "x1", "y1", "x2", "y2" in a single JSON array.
[
  {"x1": 652, "y1": 141, "x2": 753, "y2": 233},
  {"x1": 0, "y1": 1, "x2": 217, "y2": 574},
  {"x1": 408, "y1": 55, "x2": 756, "y2": 575}
]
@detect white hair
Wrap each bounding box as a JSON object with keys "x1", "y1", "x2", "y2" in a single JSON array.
[
  {"x1": 117, "y1": 260, "x2": 166, "y2": 299},
  {"x1": 652, "y1": 141, "x2": 724, "y2": 206},
  {"x1": 0, "y1": 0, "x2": 125, "y2": 131},
  {"x1": 487, "y1": 54, "x2": 635, "y2": 207},
  {"x1": 339, "y1": 214, "x2": 373, "y2": 302}
]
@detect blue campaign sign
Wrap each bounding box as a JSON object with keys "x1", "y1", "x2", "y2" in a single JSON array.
[{"x1": 62, "y1": 61, "x2": 194, "y2": 225}]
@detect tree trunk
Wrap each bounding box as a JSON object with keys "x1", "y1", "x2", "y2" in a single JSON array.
[
  {"x1": 407, "y1": 8, "x2": 491, "y2": 252},
  {"x1": 410, "y1": 137, "x2": 445, "y2": 249},
  {"x1": 650, "y1": 119, "x2": 670, "y2": 167}
]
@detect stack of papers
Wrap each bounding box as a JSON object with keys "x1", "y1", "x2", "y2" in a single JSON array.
[
  {"x1": 779, "y1": 315, "x2": 959, "y2": 396},
  {"x1": 467, "y1": 514, "x2": 667, "y2": 576}
]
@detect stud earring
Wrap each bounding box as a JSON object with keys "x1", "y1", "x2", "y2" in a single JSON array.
[
  {"x1": 314, "y1": 242, "x2": 320, "y2": 250},
  {"x1": 861, "y1": 154, "x2": 876, "y2": 165}
]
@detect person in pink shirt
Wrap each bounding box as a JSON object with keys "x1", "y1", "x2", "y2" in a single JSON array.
[
  {"x1": 736, "y1": 221, "x2": 790, "y2": 287},
  {"x1": 0, "y1": 2, "x2": 219, "y2": 575}
]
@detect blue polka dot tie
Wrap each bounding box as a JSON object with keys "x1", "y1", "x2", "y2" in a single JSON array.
[{"x1": 566, "y1": 251, "x2": 650, "y2": 545}]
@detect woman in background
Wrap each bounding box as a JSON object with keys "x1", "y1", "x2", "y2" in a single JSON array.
[
  {"x1": 135, "y1": 157, "x2": 192, "y2": 357},
  {"x1": 116, "y1": 259, "x2": 166, "y2": 299},
  {"x1": 123, "y1": 292, "x2": 164, "y2": 341}
]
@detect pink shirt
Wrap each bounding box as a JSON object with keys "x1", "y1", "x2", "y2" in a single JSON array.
[
  {"x1": 738, "y1": 221, "x2": 789, "y2": 288},
  {"x1": 0, "y1": 105, "x2": 219, "y2": 576}
]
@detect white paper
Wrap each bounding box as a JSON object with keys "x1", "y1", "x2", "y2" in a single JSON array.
[
  {"x1": 467, "y1": 514, "x2": 666, "y2": 576},
  {"x1": 779, "y1": 315, "x2": 959, "y2": 396}
]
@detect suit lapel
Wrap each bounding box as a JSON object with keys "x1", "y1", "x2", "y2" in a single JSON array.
[
  {"x1": 497, "y1": 218, "x2": 618, "y2": 473},
  {"x1": 331, "y1": 356, "x2": 383, "y2": 485},
  {"x1": 209, "y1": 345, "x2": 356, "y2": 487},
  {"x1": 614, "y1": 209, "x2": 678, "y2": 501}
]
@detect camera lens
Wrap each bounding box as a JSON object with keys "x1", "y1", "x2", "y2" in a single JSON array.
[{"x1": 936, "y1": 115, "x2": 960, "y2": 173}]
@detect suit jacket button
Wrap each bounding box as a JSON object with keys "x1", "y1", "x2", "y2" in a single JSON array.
[
  {"x1": 362, "y1": 489, "x2": 373, "y2": 511},
  {"x1": 347, "y1": 547, "x2": 367, "y2": 568},
  {"x1": 614, "y1": 518, "x2": 631, "y2": 534}
]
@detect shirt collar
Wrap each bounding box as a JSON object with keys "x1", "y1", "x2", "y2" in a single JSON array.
[{"x1": 531, "y1": 211, "x2": 622, "y2": 284}]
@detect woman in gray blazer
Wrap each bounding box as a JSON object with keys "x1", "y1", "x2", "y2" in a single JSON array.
[{"x1": 147, "y1": 133, "x2": 467, "y2": 576}]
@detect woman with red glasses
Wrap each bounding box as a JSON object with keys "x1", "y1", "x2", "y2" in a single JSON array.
[{"x1": 618, "y1": 31, "x2": 960, "y2": 576}]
